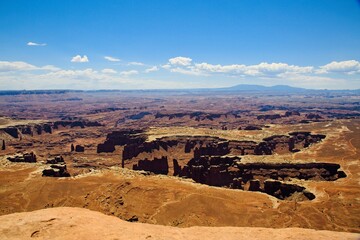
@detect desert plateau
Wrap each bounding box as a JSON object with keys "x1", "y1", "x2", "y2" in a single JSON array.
[
  {"x1": 1, "y1": 1, "x2": 360, "y2": 239},
  {"x1": 0, "y1": 88, "x2": 359, "y2": 239}
]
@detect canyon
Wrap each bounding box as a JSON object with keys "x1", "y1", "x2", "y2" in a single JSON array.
[{"x1": 0, "y1": 90, "x2": 359, "y2": 238}]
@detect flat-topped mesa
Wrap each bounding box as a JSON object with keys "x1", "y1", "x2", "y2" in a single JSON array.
[
  {"x1": 42, "y1": 164, "x2": 70, "y2": 177},
  {"x1": 121, "y1": 131, "x2": 326, "y2": 163},
  {"x1": 7, "y1": 152, "x2": 36, "y2": 163},
  {"x1": 46, "y1": 155, "x2": 65, "y2": 164},
  {"x1": 34, "y1": 124, "x2": 52, "y2": 135},
  {"x1": 154, "y1": 111, "x2": 241, "y2": 121},
  {"x1": 53, "y1": 120, "x2": 102, "y2": 129},
  {"x1": 237, "y1": 162, "x2": 346, "y2": 182},
  {"x1": 193, "y1": 141, "x2": 230, "y2": 158},
  {"x1": 179, "y1": 155, "x2": 241, "y2": 186},
  {"x1": 1, "y1": 120, "x2": 102, "y2": 139},
  {"x1": 243, "y1": 125, "x2": 262, "y2": 130},
  {"x1": 284, "y1": 110, "x2": 301, "y2": 117},
  {"x1": 122, "y1": 135, "x2": 230, "y2": 160},
  {"x1": 75, "y1": 145, "x2": 85, "y2": 152},
  {"x1": 133, "y1": 156, "x2": 169, "y2": 175},
  {"x1": 306, "y1": 113, "x2": 323, "y2": 120},
  {"x1": 257, "y1": 114, "x2": 282, "y2": 121},
  {"x1": 255, "y1": 132, "x2": 326, "y2": 155},
  {"x1": 263, "y1": 180, "x2": 315, "y2": 200},
  {"x1": 98, "y1": 130, "x2": 146, "y2": 153},
  {"x1": 178, "y1": 155, "x2": 345, "y2": 200}
]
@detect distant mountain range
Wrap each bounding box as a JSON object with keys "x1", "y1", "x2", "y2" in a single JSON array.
[{"x1": 0, "y1": 84, "x2": 359, "y2": 95}]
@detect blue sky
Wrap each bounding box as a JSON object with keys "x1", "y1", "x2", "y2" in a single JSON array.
[{"x1": 0, "y1": 0, "x2": 359, "y2": 90}]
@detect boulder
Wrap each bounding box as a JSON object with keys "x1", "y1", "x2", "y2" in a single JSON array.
[{"x1": 75, "y1": 145, "x2": 85, "y2": 152}]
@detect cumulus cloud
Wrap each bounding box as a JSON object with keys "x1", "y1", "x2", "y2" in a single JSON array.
[
  {"x1": 101, "y1": 68, "x2": 117, "y2": 74},
  {"x1": 161, "y1": 64, "x2": 171, "y2": 69},
  {"x1": 0, "y1": 61, "x2": 60, "y2": 72},
  {"x1": 169, "y1": 56, "x2": 192, "y2": 66},
  {"x1": 192, "y1": 62, "x2": 313, "y2": 76},
  {"x1": 0, "y1": 61, "x2": 37, "y2": 71},
  {"x1": 120, "y1": 70, "x2": 138, "y2": 76},
  {"x1": 318, "y1": 60, "x2": 360, "y2": 74},
  {"x1": 145, "y1": 66, "x2": 159, "y2": 73},
  {"x1": 128, "y1": 61, "x2": 144, "y2": 66},
  {"x1": 170, "y1": 67, "x2": 207, "y2": 76},
  {"x1": 27, "y1": 41, "x2": 47, "y2": 46},
  {"x1": 45, "y1": 68, "x2": 98, "y2": 78},
  {"x1": 41, "y1": 65, "x2": 61, "y2": 71},
  {"x1": 71, "y1": 55, "x2": 89, "y2": 63},
  {"x1": 194, "y1": 63, "x2": 246, "y2": 73},
  {"x1": 104, "y1": 56, "x2": 121, "y2": 62}
]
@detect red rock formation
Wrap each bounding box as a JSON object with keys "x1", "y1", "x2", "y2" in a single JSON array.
[
  {"x1": 244, "y1": 125, "x2": 262, "y2": 130},
  {"x1": 257, "y1": 114, "x2": 282, "y2": 121},
  {"x1": 133, "y1": 157, "x2": 169, "y2": 175},
  {"x1": 284, "y1": 111, "x2": 301, "y2": 117},
  {"x1": 75, "y1": 145, "x2": 85, "y2": 152},
  {"x1": 7, "y1": 152, "x2": 36, "y2": 162},
  {"x1": 46, "y1": 156, "x2": 64, "y2": 164},
  {"x1": 42, "y1": 164, "x2": 70, "y2": 177},
  {"x1": 3, "y1": 127, "x2": 19, "y2": 138}
]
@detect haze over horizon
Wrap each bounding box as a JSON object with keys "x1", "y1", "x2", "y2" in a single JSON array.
[{"x1": 0, "y1": 0, "x2": 359, "y2": 90}]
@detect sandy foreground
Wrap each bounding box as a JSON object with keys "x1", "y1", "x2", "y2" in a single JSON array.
[{"x1": 0, "y1": 207, "x2": 358, "y2": 240}]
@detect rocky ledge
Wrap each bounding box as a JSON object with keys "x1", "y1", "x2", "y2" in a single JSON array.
[{"x1": 0, "y1": 207, "x2": 357, "y2": 240}]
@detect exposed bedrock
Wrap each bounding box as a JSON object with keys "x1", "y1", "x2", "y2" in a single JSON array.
[
  {"x1": 243, "y1": 125, "x2": 262, "y2": 130},
  {"x1": 263, "y1": 180, "x2": 315, "y2": 200},
  {"x1": 53, "y1": 120, "x2": 102, "y2": 129},
  {"x1": 284, "y1": 111, "x2": 301, "y2": 117},
  {"x1": 75, "y1": 145, "x2": 85, "y2": 152},
  {"x1": 42, "y1": 164, "x2": 70, "y2": 177},
  {"x1": 97, "y1": 130, "x2": 146, "y2": 153},
  {"x1": 154, "y1": 111, "x2": 241, "y2": 121},
  {"x1": 120, "y1": 131, "x2": 326, "y2": 160},
  {"x1": 1, "y1": 120, "x2": 101, "y2": 139},
  {"x1": 175, "y1": 155, "x2": 345, "y2": 200},
  {"x1": 306, "y1": 113, "x2": 323, "y2": 120},
  {"x1": 237, "y1": 162, "x2": 346, "y2": 181},
  {"x1": 3, "y1": 127, "x2": 19, "y2": 138},
  {"x1": 257, "y1": 114, "x2": 282, "y2": 120},
  {"x1": 43, "y1": 155, "x2": 70, "y2": 177},
  {"x1": 7, "y1": 152, "x2": 37, "y2": 163},
  {"x1": 132, "y1": 156, "x2": 169, "y2": 175},
  {"x1": 122, "y1": 135, "x2": 229, "y2": 160},
  {"x1": 122, "y1": 130, "x2": 342, "y2": 200},
  {"x1": 46, "y1": 155, "x2": 64, "y2": 164}
]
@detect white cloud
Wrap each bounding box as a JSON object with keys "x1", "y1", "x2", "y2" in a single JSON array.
[
  {"x1": 45, "y1": 68, "x2": 98, "y2": 79},
  {"x1": 101, "y1": 68, "x2": 117, "y2": 74},
  {"x1": 27, "y1": 42, "x2": 47, "y2": 46},
  {"x1": 161, "y1": 64, "x2": 171, "y2": 69},
  {"x1": 0, "y1": 61, "x2": 60, "y2": 72},
  {"x1": 0, "y1": 58, "x2": 359, "y2": 90},
  {"x1": 318, "y1": 60, "x2": 360, "y2": 74},
  {"x1": 0, "y1": 61, "x2": 37, "y2": 71},
  {"x1": 128, "y1": 61, "x2": 144, "y2": 66},
  {"x1": 41, "y1": 65, "x2": 61, "y2": 71},
  {"x1": 145, "y1": 66, "x2": 159, "y2": 73},
  {"x1": 194, "y1": 63, "x2": 246, "y2": 73},
  {"x1": 71, "y1": 55, "x2": 89, "y2": 63},
  {"x1": 170, "y1": 67, "x2": 207, "y2": 76},
  {"x1": 120, "y1": 70, "x2": 138, "y2": 76},
  {"x1": 193, "y1": 62, "x2": 313, "y2": 76},
  {"x1": 104, "y1": 56, "x2": 121, "y2": 62},
  {"x1": 169, "y1": 56, "x2": 192, "y2": 66}
]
